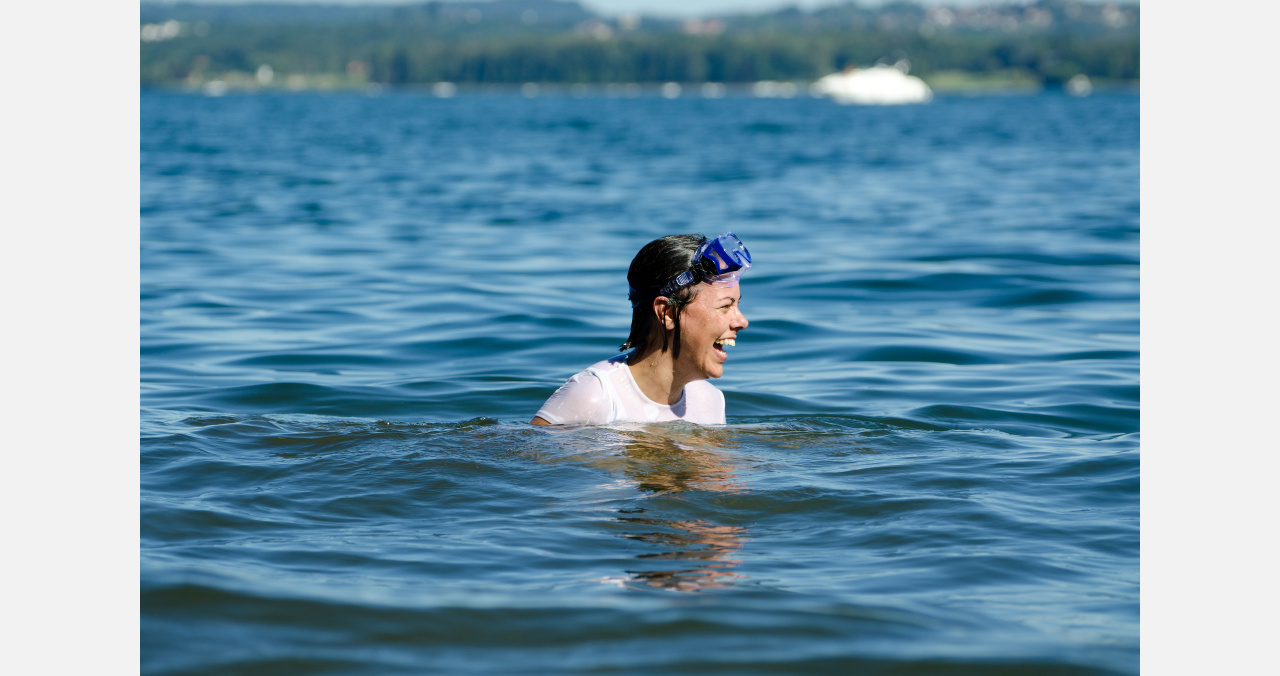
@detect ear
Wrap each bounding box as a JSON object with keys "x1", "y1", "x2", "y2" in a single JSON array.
[{"x1": 652, "y1": 296, "x2": 676, "y2": 330}]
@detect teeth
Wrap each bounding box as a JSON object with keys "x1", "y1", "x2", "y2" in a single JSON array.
[{"x1": 715, "y1": 338, "x2": 735, "y2": 348}]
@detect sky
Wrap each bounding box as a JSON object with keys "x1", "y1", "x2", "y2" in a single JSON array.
[{"x1": 145, "y1": 0, "x2": 1051, "y2": 20}]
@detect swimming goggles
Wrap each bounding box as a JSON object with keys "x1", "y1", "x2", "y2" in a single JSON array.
[{"x1": 658, "y1": 232, "x2": 752, "y2": 296}]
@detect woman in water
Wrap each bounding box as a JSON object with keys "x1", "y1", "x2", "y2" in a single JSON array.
[{"x1": 531, "y1": 233, "x2": 751, "y2": 426}]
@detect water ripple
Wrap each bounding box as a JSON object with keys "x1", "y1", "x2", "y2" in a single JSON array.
[{"x1": 142, "y1": 91, "x2": 1138, "y2": 674}]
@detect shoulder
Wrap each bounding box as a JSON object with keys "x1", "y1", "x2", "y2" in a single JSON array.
[
  {"x1": 588, "y1": 355, "x2": 628, "y2": 372},
  {"x1": 685, "y1": 379, "x2": 725, "y2": 404},
  {"x1": 683, "y1": 380, "x2": 726, "y2": 424},
  {"x1": 593, "y1": 353, "x2": 632, "y2": 372},
  {"x1": 580, "y1": 354, "x2": 630, "y2": 385},
  {"x1": 533, "y1": 359, "x2": 619, "y2": 425}
]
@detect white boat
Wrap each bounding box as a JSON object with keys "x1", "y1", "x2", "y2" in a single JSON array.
[
  {"x1": 1065, "y1": 74, "x2": 1093, "y2": 97},
  {"x1": 811, "y1": 60, "x2": 933, "y2": 105}
]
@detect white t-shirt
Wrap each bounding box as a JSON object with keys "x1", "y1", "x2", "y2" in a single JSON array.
[{"x1": 534, "y1": 354, "x2": 726, "y2": 426}]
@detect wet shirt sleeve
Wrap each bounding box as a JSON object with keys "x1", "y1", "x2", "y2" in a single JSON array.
[
  {"x1": 687, "y1": 380, "x2": 727, "y2": 425},
  {"x1": 534, "y1": 371, "x2": 613, "y2": 425}
]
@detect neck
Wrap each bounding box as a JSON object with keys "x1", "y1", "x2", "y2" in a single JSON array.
[{"x1": 626, "y1": 343, "x2": 697, "y2": 406}]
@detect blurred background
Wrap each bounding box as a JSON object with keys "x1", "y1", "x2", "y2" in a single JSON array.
[{"x1": 141, "y1": 0, "x2": 1138, "y2": 95}]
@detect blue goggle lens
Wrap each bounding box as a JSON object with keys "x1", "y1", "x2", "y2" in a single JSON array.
[
  {"x1": 699, "y1": 233, "x2": 751, "y2": 274},
  {"x1": 656, "y1": 232, "x2": 752, "y2": 296}
]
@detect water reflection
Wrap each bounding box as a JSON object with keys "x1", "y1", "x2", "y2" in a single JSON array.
[{"x1": 613, "y1": 427, "x2": 749, "y2": 592}]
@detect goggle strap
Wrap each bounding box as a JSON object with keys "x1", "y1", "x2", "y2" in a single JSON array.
[
  {"x1": 658, "y1": 270, "x2": 697, "y2": 297},
  {"x1": 653, "y1": 232, "x2": 752, "y2": 297}
]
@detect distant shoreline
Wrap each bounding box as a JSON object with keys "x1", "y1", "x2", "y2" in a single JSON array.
[
  {"x1": 142, "y1": 75, "x2": 1139, "y2": 98},
  {"x1": 141, "y1": 1, "x2": 1140, "y2": 91}
]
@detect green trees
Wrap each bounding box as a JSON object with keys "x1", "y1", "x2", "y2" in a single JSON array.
[{"x1": 139, "y1": 1, "x2": 1139, "y2": 88}]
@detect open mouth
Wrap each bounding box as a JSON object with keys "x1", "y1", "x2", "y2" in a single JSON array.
[{"x1": 712, "y1": 337, "x2": 735, "y2": 358}]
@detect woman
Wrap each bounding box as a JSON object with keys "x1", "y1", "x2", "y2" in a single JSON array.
[{"x1": 531, "y1": 233, "x2": 751, "y2": 426}]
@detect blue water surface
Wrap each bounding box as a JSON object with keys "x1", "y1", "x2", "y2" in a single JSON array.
[{"x1": 141, "y1": 89, "x2": 1139, "y2": 675}]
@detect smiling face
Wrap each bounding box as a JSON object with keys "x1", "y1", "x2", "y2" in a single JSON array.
[{"x1": 674, "y1": 282, "x2": 749, "y2": 381}]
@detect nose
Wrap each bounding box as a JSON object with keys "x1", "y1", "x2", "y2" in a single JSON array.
[{"x1": 733, "y1": 306, "x2": 748, "y2": 331}]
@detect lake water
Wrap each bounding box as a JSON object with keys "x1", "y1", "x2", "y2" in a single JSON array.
[{"x1": 141, "y1": 89, "x2": 1139, "y2": 675}]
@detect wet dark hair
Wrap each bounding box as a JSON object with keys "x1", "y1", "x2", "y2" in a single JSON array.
[{"x1": 621, "y1": 234, "x2": 719, "y2": 360}]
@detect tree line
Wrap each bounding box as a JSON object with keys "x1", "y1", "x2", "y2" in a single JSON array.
[{"x1": 140, "y1": 1, "x2": 1139, "y2": 87}]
